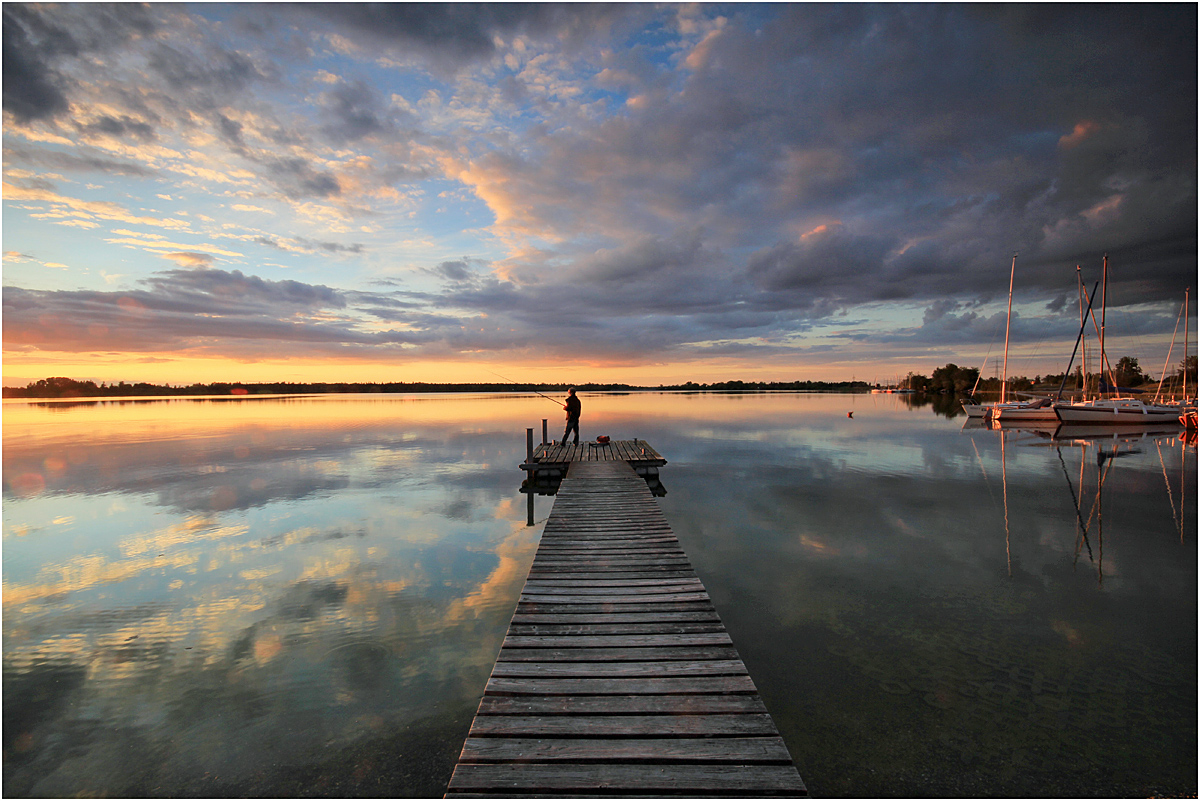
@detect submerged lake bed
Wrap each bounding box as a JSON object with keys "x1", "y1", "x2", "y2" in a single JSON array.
[{"x1": 3, "y1": 392, "x2": 1196, "y2": 797}]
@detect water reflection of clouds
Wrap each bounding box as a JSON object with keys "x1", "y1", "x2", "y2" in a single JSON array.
[
  {"x1": 4, "y1": 533, "x2": 534, "y2": 792},
  {"x1": 3, "y1": 394, "x2": 1193, "y2": 796},
  {"x1": 4, "y1": 397, "x2": 550, "y2": 794}
]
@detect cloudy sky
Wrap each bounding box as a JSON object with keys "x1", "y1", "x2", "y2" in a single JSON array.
[{"x1": 3, "y1": 3, "x2": 1196, "y2": 387}]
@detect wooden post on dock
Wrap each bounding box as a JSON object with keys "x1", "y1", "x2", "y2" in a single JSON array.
[
  {"x1": 525, "y1": 428, "x2": 536, "y2": 526},
  {"x1": 542, "y1": 419, "x2": 548, "y2": 445}
]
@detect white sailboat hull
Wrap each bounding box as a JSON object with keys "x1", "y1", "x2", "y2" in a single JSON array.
[
  {"x1": 962, "y1": 402, "x2": 989, "y2": 418},
  {"x1": 1054, "y1": 399, "x2": 1182, "y2": 425},
  {"x1": 992, "y1": 401, "x2": 1058, "y2": 422}
]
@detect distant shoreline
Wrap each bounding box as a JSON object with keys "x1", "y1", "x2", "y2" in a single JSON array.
[{"x1": 3, "y1": 377, "x2": 873, "y2": 400}]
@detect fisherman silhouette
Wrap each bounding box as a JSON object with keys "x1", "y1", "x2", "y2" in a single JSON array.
[{"x1": 562, "y1": 388, "x2": 581, "y2": 445}]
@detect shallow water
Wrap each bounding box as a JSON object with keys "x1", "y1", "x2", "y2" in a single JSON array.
[{"x1": 3, "y1": 392, "x2": 1196, "y2": 797}]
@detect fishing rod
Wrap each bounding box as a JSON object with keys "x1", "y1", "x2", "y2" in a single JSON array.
[{"x1": 484, "y1": 368, "x2": 565, "y2": 406}]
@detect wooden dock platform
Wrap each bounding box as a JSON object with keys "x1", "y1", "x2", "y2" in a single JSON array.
[
  {"x1": 446, "y1": 458, "x2": 806, "y2": 797},
  {"x1": 520, "y1": 439, "x2": 668, "y2": 483}
]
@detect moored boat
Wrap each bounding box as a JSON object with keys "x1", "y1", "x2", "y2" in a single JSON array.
[
  {"x1": 1054, "y1": 397, "x2": 1183, "y2": 425},
  {"x1": 991, "y1": 397, "x2": 1058, "y2": 422}
]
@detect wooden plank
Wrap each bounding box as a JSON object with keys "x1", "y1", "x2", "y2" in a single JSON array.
[
  {"x1": 529, "y1": 561, "x2": 694, "y2": 571},
  {"x1": 476, "y1": 694, "x2": 767, "y2": 716},
  {"x1": 524, "y1": 573, "x2": 701, "y2": 583},
  {"x1": 495, "y1": 646, "x2": 740, "y2": 662},
  {"x1": 542, "y1": 526, "x2": 671, "y2": 531},
  {"x1": 467, "y1": 714, "x2": 781, "y2": 737},
  {"x1": 458, "y1": 736, "x2": 795, "y2": 764},
  {"x1": 518, "y1": 586, "x2": 703, "y2": 596},
  {"x1": 534, "y1": 537, "x2": 680, "y2": 544},
  {"x1": 537, "y1": 535, "x2": 678, "y2": 543},
  {"x1": 523, "y1": 578, "x2": 702, "y2": 588},
  {"x1": 484, "y1": 675, "x2": 760, "y2": 695},
  {"x1": 536, "y1": 535, "x2": 675, "y2": 542},
  {"x1": 516, "y1": 603, "x2": 716, "y2": 615},
  {"x1": 525, "y1": 574, "x2": 699, "y2": 582},
  {"x1": 519, "y1": 593, "x2": 709, "y2": 605},
  {"x1": 489, "y1": 660, "x2": 748, "y2": 679},
  {"x1": 532, "y1": 551, "x2": 687, "y2": 560},
  {"x1": 517, "y1": 601, "x2": 714, "y2": 614},
  {"x1": 503, "y1": 633, "x2": 732, "y2": 648},
  {"x1": 508, "y1": 623, "x2": 726, "y2": 635},
  {"x1": 447, "y1": 764, "x2": 804, "y2": 793},
  {"x1": 509, "y1": 611, "x2": 720, "y2": 625}
]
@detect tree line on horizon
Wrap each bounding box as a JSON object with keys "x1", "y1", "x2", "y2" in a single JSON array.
[
  {"x1": 4, "y1": 376, "x2": 873, "y2": 399},
  {"x1": 898, "y1": 356, "x2": 1197, "y2": 395},
  {"x1": 8, "y1": 358, "x2": 1193, "y2": 399}
]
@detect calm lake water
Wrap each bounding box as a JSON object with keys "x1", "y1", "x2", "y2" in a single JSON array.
[{"x1": 3, "y1": 392, "x2": 1196, "y2": 797}]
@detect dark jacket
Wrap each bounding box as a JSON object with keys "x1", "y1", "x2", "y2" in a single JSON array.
[{"x1": 564, "y1": 395, "x2": 581, "y2": 420}]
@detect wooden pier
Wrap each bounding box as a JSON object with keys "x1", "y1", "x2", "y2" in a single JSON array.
[
  {"x1": 520, "y1": 438, "x2": 669, "y2": 483},
  {"x1": 446, "y1": 451, "x2": 806, "y2": 797}
]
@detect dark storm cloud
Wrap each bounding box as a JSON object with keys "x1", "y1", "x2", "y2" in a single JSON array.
[
  {"x1": 747, "y1": 228, "x2": 898, "y2": 299},
  {"x1": 146, "y1": 42, "x2": 268, "y2": 96},
  {"x1": 4, "y1": 4, "x2": 1194, "y2": 370},
  {"x1": 261, "y1": 157, "x2": 341, "y2": 199},
  {"x1": 141, "y1": 269, "x2": 345, "y2": 310},
  {"x1": 214, "y1": 112, "x2": 246, "y2": 148},
  {"x1": 2, "y1": 3, "x2": 159, "y2": 122},
  {"x1": 251, "y1": 235, "x2": 364, "y2": 255},
  {"x1": 317, "y1": 79, "x2": 393, "y2": 143},
  {"x1": 0, "y1": 265, "x2": 560, "y2": 364},
  {"x1": 471, "y1": 3, "x2": 1194, "y2": 317},
  {"x1": 77, "y1": 114, "x2": 157, "y2": 141},
  {"x1": 2, "y1": 5, "x2": 71, "y2": 122},
  {"x1": 433, "y1": 260, "x2": 475, "y2": 282},
  {"x1": 294, "y1": 3, "x2": 630, "y2": 68},
  {"x1": 2, "y1": 269, "x2": 363, "y2": 355},
  {"x1": 3, "y1": 144, "x2": 157, "y2": 177},
  {"x1": 418, "y1": 235, "x2": 820, "y2": 360},
  {"x1": 297, "y1": 237, "x2": 364, "y2": 255}
]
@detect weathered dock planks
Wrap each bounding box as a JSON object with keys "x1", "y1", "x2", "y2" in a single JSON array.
[
  {"x1": 535, "y1": 438, "x2": 667, "y2": 463},
  {"x1": 446, "y1": 459, "x2": 806, "y2": 797},
  {"x1": 520, "y1": 439, "x2": 668, "y2": 485}
]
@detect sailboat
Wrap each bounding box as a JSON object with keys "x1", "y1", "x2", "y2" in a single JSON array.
[
  {"x1": 961, "y1": 355, "x2": 992, "y2": 418},
  {"x1": 994, "y1": 265, "x2": 1097, "y2": 424},
  {"x1": 965, "y1": 254, "x2": 1038, "y2": 420},
  {"x1": 1055, "y1": 255, "x2": 1183, "y2": 425},
  {"x1": 982, "y1": 253, "x2": 1066, "y2": 423}
]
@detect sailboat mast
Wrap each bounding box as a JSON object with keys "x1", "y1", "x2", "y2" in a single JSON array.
[
  {"x1": 1155, "y1": 294, "x2": 1186, "y2": 402},
  {"x1": 1185, "y1": 287, "x2": 1190, "y2": 400},
  {"x1": 1077, "y1": 265, "x2": 1086, "y2": 396},
  {"x1": 1000, "y1": 253, "x2": 1017, "y2": 404},
  {"x1": 1099, "y1": 253, "x2": 1107, "y2": 395}
]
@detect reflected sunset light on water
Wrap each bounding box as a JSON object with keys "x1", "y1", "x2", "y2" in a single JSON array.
[{"x1": 3, "y1": 392, "x2": 1196, "y2": 797}]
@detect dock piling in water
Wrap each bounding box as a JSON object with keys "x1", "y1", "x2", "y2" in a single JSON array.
[{"x1": 447, "y1": 441, "x2": 806, "y2": 797}]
